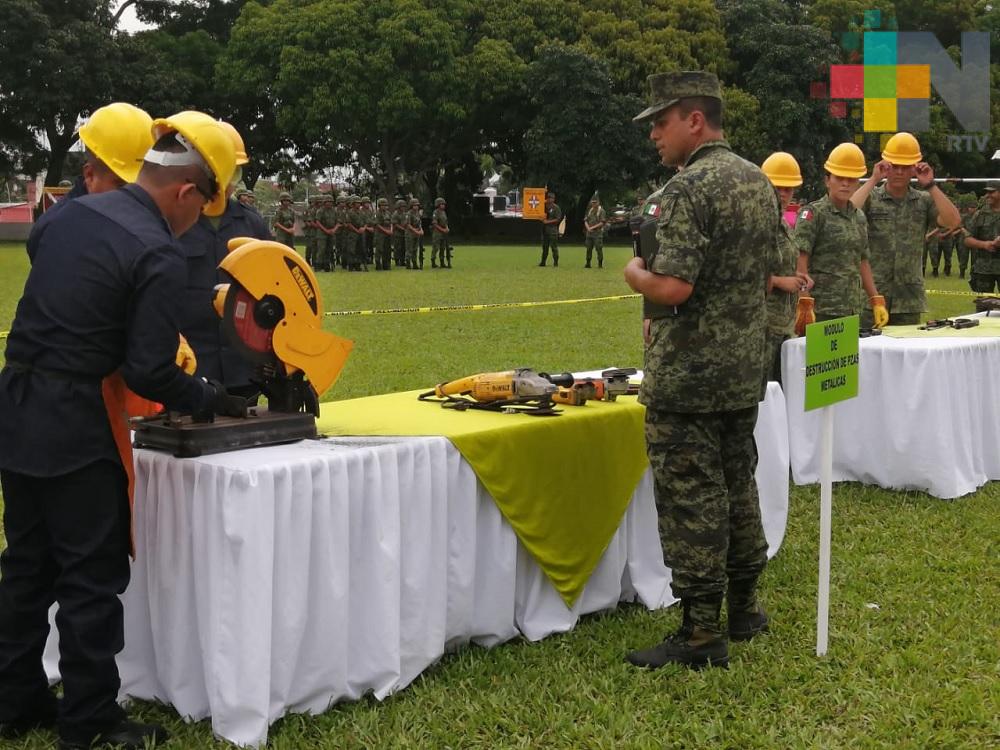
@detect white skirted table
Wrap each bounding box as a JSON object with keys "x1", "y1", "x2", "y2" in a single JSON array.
[
  {"x1": 782, "y1": 324, "x2": 1000, "y2": 499},
  {"x1": 45, "y1": 383, "x2": 789, "y2": 747}
]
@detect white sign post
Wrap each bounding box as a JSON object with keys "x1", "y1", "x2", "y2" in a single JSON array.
[{"x1": 803, "y1": 315, "x2": 860, "y2": 656}]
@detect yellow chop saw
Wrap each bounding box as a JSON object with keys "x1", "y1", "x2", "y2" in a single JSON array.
[{"x1": 133, "y1": 238, "x2": 353, "y2": 457}]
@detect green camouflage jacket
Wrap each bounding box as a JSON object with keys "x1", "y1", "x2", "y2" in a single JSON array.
[
  {"x1": 967, "y1": 206, "x2": 1000, "y2": 274},
  {"x1": 432, "y1": 208, "x2": 449, "y2": 234},
  {"x1": 585, "y1": 206, "x2": 607, "y2": 238},
  {"x1": 640, "y1": 140, "x2": 778, "y2": 413},
  {"x1": 794, "y1": 195, "x2": 868, "y2": 318},
  {"x1": 862, "y1": 185, "x2": 937, "y2": 313},
  {"x1": 767, "y1": 217, "x2": 797, "y2": 335}
]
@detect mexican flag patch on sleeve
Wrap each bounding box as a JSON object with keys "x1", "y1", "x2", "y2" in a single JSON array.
[
  {"x1": 799, "y1": 207, "x2": 814, "y2": 222},
  {"x1": 643, "y1": 202, "x2": 660, "y2": 218}
]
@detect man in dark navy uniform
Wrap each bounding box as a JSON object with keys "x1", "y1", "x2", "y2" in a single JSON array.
[
  {"x1": 0, "y1": 113, "x2": 245, "y2": 750},
  {"x1": 177, "y1": 121, "x2": 271, "y2": 396}
]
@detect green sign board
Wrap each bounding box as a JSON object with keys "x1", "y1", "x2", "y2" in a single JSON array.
[{"x1": 804, "y1": 315, "x2": 859, "y2": 411}]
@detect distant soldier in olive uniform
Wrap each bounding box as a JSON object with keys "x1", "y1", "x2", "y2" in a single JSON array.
[
  {"x1": 345, "y1": 195, "x2": 365, "y2": 270},
  {"x1": 302, "y1": 195, "x2": 319, "y2": 266},
  {"x1": 374, "y1": 198, "x2": 393, "y2": 270},
  {"x1": 954, "y1": 194, "x2": 977, "y2": 278},
  {"x1": 334, "y1": 194, "x2": 349, "y2": 269},
  {"x1": 794, "y1": 143, "x2": 885, "y2": 327},
  {"x1": 431, "y1": 197, "x2": 450, "y2": 268},
  {"x1": 538, "y1": 191, "x2": 562, "y2": 266},
  {"x1": 760, "y1": 152, "x2": 812, "y2": 383},
  {"x1": 583, "y1": 193, "x2": 607, "y2": 268},
  {"x1": 272, "y1": 192, "x2": 297, "y2": 249},
  {"x1": 405, "y1": 198, "x2": 423, "y2": 269},
  {"x1": 964, "y1": 182, "x2": 1000, "y2": 293},
  {"x1": 392, "y1": 199, "x2": 407, "y2": 267},
  {"x1": 850, "y1": 132, "x2": 960, "y2": 325},
  {"x1": 361, "y1": 196, "x2": 375, "y2": 266},
  {"x1": 316, "y1": 194, "x2": 337, "y2": 271},
  {"x1": 623, "y1": 71, "x2": 779, "y2": 671}
]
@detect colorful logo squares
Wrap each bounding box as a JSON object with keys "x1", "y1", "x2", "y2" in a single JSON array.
[{"x1": 829, "y1": 65, "x2": 929, "y2": 99}]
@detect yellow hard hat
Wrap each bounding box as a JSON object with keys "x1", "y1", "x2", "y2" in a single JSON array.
[
  {"x1": 761, "y1": 152, "x2": 803, "y2": 187},
  {"x1": 217, "y1": 121, "x2": 249, "y2": 166},
  {"x1": 881, "y1": 132, "x2": 922, "y2": 165},
  {"x1": 78, "y1": 102, "x2": 154, "y2": 184},
  {"x1": 149, "y1": 111, "x2": 237, "y2": 217},
  {"x1": 824, "y1": 142, "x2": 867, "y2": 178}
]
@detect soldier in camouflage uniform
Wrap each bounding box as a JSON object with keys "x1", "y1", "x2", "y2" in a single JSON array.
[
  {"x1": 347, "y1": 195, "x2": 367, "y2": 270},
  {"x1": 272, "y1": 192, "x2": 297, "y2": 250},
  {"x1": 955, "y1": 193, "x2": 978, "y2": 278},
  {"x1": 964, "y1": 181, "x2": 1000, "y2": 293},
  {"x1": 392, "y1": 199, "x2": 407, "y2": 267},
  {"x1": 760, "y1": 152, "x2": 812, "y2": 383},
  {"x1": 538, "y1": 191, "x2": 562, "y2": 266},
  {"x1": 849, "y1": 133, "x2": 960, "y2": 326},
  {"x1": 374, "y1": 198, "x2": 394, "y2": 270},
  {"x1": 623, "y1": 71, "x2": 779, "y2": 671},
  {"x1": 316, "y1": 194, "x2": 337, "y2": 271},
  {"x1": 431, "y1": 197, "x2": 450, "y2": 268},
  {"x1": 404, "y1": 198, "x2": 423, "y2": 269},
  {"x1": 794, "y1": 143, "x2": 883, "y2": 322},
  {"x1": 583, "y1": 193, "x2": 607, "y2": 268}
]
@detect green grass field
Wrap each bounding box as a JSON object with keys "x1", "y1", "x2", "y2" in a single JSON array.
[{"x1": 0, "y1": 241, "x2": 997, "y2": 749}]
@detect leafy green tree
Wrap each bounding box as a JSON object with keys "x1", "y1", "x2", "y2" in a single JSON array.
[
  {"x1": 522, "y1": 45, "x2": 654, "y2": 233},
  {"x1": 0, "y1": 0, "x2": 123, "y2": 184}
]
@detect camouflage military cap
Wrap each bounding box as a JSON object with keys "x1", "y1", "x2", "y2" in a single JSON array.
[
  {"x1": 985, "y1": 181, "x2": 1000, "y2": 192},
  {"x1": 377, "y1": 197, "x2": 389, "y2": 206},
  {"x1": 278, "y1": 191, "x2": 292, "y2": 201},
  {"x1": 409, "y1": 198, "x2": 420, "y2": 206},
  {"x1": 336, "y1": 194, "x2": 347, "y2": 203},
  {"x1": 434, "y1": 197, "x2": 446, "y2": 206},
  {"x1": 322, "y1": 193, "x2": 334, "y2": 202},
  {"x1": 395, "y1": 199, "x2": 406, "y2": 207},
  {"x1": 349, "y1": 194, "x2": 360, "y2": 203},
  {"x1": 307, "y1": 195, "x2": 320, "y2": 203},
  {"x1": 633, "y1": 71, "x2": 721, "y2": 123},
  {"x1": 361, "y1": 195, "x2": 371, "y2": 203}
]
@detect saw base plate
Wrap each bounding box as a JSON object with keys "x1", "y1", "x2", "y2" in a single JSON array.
[{"x1": 133, "y1": 408, "x2": 317, "y2": 458}]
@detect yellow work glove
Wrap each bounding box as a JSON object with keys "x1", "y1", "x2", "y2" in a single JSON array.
[
  {"x1": 869, "y1": 295, "x2": 889, "y2": 329},
  {"x1": 175, "y1": 334, "x2": 197, "y2": 375},
  {"x1": 794, "y1": 296, "x2": 816, "y2": 337}
]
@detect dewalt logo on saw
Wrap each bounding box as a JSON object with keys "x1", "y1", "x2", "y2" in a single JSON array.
[{"x1": 285, "y1": 257, "x2": 318, "y2": 315}]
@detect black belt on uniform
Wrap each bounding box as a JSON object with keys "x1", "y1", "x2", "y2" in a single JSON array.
[{"x1": 4, "y1": 361, "x2": 102, "y2": 385}]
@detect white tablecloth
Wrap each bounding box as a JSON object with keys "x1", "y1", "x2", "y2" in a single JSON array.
[
  {"x1": 782, "y1": 327, "x2": 1000, "y2": 499},
  {"x1": 45, "y1": 384, "x2": 789, "y2": 747}
]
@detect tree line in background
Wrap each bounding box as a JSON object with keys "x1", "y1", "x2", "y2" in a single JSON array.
[{"x1": 1, "y1": 0, "x2": 999, "y2": 227}]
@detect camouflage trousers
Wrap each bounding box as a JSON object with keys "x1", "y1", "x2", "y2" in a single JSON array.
[
  {"x1": 393, "y1": 233, "x2": 406, "y2": 266},
  {"x1": 584, "y1": 235, "x2": 603, "y2": 267},
  {"x1": 404, "y1": 233, "x2": 419, "y2": 268},
  {"x1": 540, "y1": 233, "x2": 559, "y2": 265},
  {"x1": 375, "y1": 233, "x2": 392, "y2": 270},
  {"x1": 644, "y1": 405, "x2": 768, "y2": 629},
  {"x1": 764, "y1": 331, "x2": 788, "y2": 385},
  {"x1": 432, "y1": 233, "x2": 447, "y2": 266}
]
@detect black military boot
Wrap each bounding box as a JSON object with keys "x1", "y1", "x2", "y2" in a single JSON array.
[
  {"x1": 0, "y1": 696, "x2": 59, "y2": 740},
  {"x1": 626, "y1": 600, "x2": 728, "y2": 670},
  {"x1": 727, "y1": 579, "x2": 769, "y2": 642},
  {"x1": 60, "y1": 719, "x2": 169, "y2": 750}
]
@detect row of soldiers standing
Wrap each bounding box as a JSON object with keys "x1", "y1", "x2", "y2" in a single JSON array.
[{"x1": 273, "y1": 193, "x2": 451, "y2": 271}]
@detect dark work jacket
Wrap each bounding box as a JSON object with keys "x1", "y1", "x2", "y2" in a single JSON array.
[
  {"x1": 176, "y1": 199, "x2": 271, "y2": 388},
  {"x1": 0, "y1": 184, "x2": 215, "y2": 476},
  {"x1": 26, "y1": 176, "x2": 89, "y2": 262}
]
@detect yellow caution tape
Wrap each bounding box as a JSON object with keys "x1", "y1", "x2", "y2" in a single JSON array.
[
  {"x1": 0, "y1": 330, "x2": 7, "y2": 339},
  {"x1": 324, "y1": 293, "x2": 641, "y2": 317}
]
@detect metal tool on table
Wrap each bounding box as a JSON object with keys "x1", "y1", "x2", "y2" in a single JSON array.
[
  {"x1": 418, "y1": 368, "x2": 559, "y2": 415},
  {"x1": 917, "y1": 317, "x2": 980, "y2": 331},
  {"x1": 133, "y1": 238, "x2": 354, "y2": 456},
  {"x1": 541, "y1": 368, "x2": 640, "y2": 402}
]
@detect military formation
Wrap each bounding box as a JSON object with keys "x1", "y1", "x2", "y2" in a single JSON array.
[{"x1": 279, "y1": 193, "x2": 452, "y2": 271}]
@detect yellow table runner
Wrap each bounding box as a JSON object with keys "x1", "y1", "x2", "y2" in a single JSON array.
[
  {"x1": 316, "y1": 391, "x2": 649, "y2": 606},
  {"x1": 881, "y1": 316, "x2": 1000, "y2": 338}
]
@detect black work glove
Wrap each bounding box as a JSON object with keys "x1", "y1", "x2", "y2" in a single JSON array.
[{"x1": 193, "y1": 379, "x2": 248, "y2": 422}]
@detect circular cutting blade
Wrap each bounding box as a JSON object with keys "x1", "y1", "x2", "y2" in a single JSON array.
[{"x1": 220, "y1": 284, "x2": 279, "y2": 366}]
